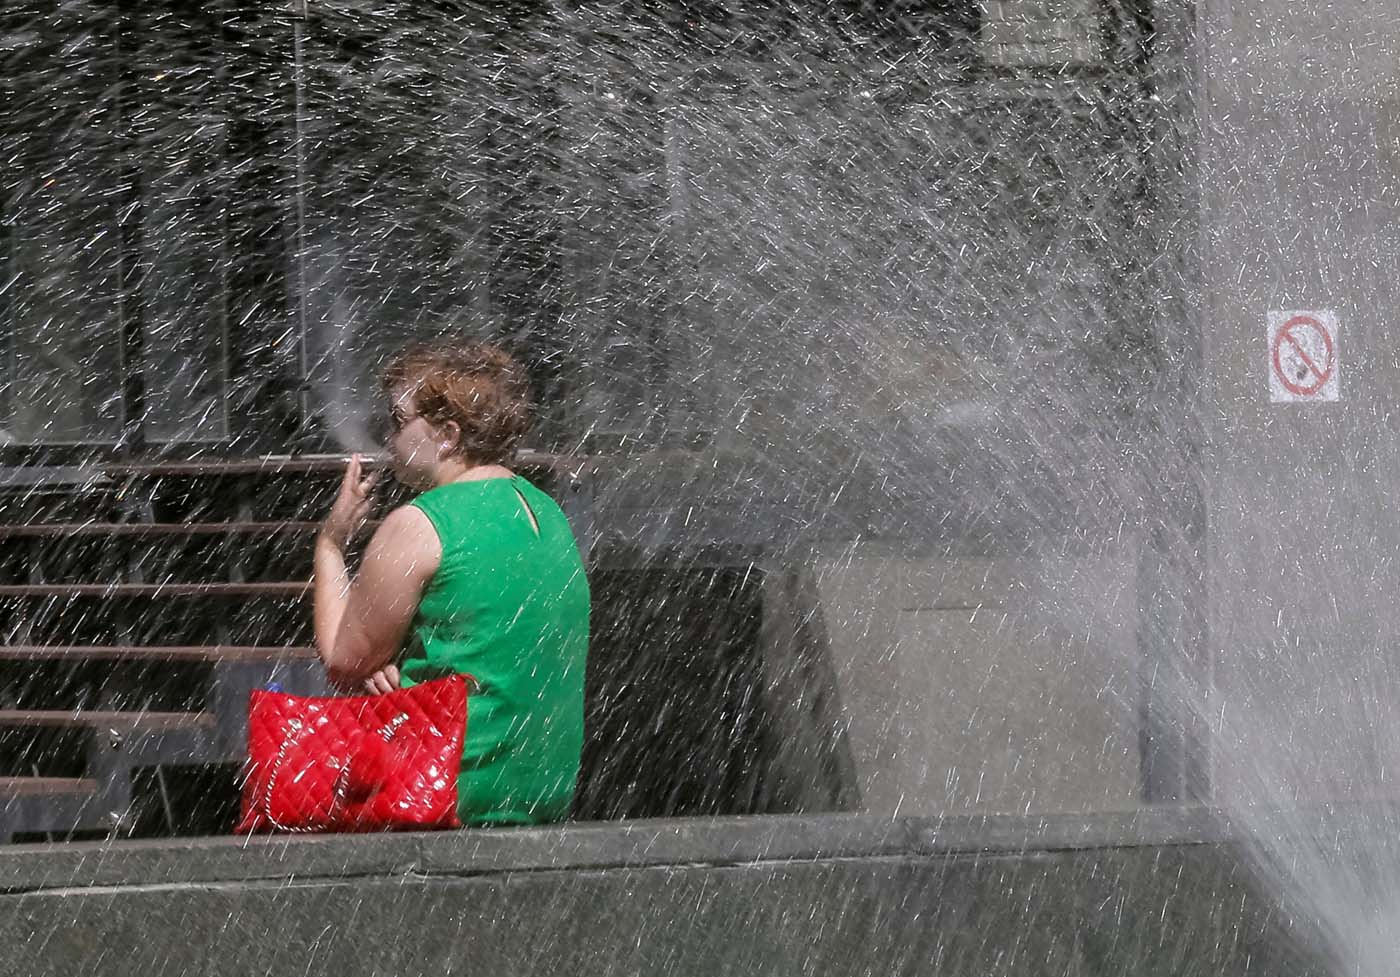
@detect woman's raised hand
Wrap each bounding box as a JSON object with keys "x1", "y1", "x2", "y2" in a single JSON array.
[{"x1": 321, "y1": 453, "x2": 379, "y2": 551}]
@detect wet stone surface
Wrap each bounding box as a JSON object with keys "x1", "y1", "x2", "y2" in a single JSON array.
[{"x1": 0, "y1": 811, "x2": 1329, "y2": 977}]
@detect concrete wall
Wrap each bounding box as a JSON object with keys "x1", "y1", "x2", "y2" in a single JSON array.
[
  {"x1": 0, "y1": 813, "x2": 1324, "y2": 977},
  {"x1": 1199, "y1": 2, "x2": 1400, "y2": 805}
]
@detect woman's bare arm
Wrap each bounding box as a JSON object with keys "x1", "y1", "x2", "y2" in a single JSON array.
[
  {"x1": 314, "y1": 453, "x2": 378, "y2": 668},
  {"x1": 312, "y1": 537, "x2": 355, "y2": 669},
  {"x1": 315, "y1": 505, "x2": 441, "y2": 687}
]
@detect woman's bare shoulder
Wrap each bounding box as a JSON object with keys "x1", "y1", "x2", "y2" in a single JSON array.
[{"x1": 365, "y1": 504, "x2": 442, "y2": 569}]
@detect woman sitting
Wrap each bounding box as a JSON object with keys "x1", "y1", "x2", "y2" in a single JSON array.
[{"x1": 313, "y1": 341, "x2": 590, "y2": 826}]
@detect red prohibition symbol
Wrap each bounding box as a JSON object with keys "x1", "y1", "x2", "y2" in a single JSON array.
[{"x1": 1271, "y1": 314, "x2": 1335, "y2": 397}]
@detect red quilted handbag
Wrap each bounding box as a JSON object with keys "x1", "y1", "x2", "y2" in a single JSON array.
[{"x1": 235, "y1": 674, "x2": 469, "y2": 834}]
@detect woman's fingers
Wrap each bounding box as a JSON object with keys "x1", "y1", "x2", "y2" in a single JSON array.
[
  {"x1": 324, "y1": 455, "x2": 380, "y2": 549},
  {"x1": 338, "y1": 458, "x2": 356, "y2": 502},
  {"x1": 345, "y1": 456, "x2": 376, "y2": 496},
  {"x1": 362, "y1": 666, "x2": 401, "y2": 696},
  {"x1": 347, "y1": 455, "x2": 378, "y2": 500}
]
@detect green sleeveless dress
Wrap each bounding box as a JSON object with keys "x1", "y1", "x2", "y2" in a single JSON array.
[{"x1": 400, "y1": 475, "x2": 589, "y2": 826}]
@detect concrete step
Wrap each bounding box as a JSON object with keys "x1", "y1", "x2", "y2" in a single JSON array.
[
  {"x1": 0, "y1": 710, "x2": 216, "y2": 732},
  {"x1": 0, "y1": 583, "x2": 308, "y2": 598},
  {"x1": 0, "y1": 522, "x2": 326, "y2": 539},
  {"x1": 0, "y1": 776, "x2": 105, "y2": 843},
  {"x1": 0, "y1": 776, "x2": 99, "y2": 798},
  {"x1": 0, "y1": 646, "x2": 317, "y2": 663}
]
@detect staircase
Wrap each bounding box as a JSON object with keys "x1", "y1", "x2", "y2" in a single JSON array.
[{"x1": 0, "y1": 458, "x2": 362, "y2": 841}]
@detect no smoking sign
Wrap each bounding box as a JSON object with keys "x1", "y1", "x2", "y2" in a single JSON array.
[{"x1": 1268, "y1": 310, "x2": 1339, "y2": 403}]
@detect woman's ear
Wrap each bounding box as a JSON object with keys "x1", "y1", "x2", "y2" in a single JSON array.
[{"x1": 438, "y1": 420, "x2": 462, "y2": 456}]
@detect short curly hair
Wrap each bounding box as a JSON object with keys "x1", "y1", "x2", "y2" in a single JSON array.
[{"x1": 380, "y1": 341, "x2": 532, "y2": 465}]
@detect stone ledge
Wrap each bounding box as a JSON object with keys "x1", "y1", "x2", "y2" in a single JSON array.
[
  {"x1": 0, "y1": 808, "x2": 1231, "y2": 894},
  {"x1": 0, "y1": 807, "x2": 1347, "y2": 977}
]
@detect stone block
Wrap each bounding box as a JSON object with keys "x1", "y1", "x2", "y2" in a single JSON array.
[
  {"x1": 812, "y1": 547, "x2": 1139, "y2": 818},
  {"x1": 983, "y1": 37, "x2": 1104, "y2": 67},
  {"x1": 980, "y1": 0, "x2": 1099, "y2": 22},
  {"x1": 981, "y1": 18, "x2": 1099, "y2": 45}
]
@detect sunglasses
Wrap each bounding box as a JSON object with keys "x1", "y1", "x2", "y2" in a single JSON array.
[{"x1": 371, "y1": 406, "x2": 418, "y2": 442}]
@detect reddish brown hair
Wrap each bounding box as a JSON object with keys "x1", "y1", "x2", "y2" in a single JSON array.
[{"x1": 381, "y1": 341, "x2": 532, "y2": 464}]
